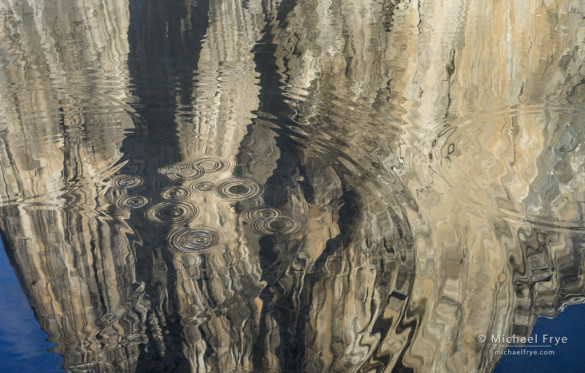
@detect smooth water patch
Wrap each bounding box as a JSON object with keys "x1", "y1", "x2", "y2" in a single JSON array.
[
  {"x1": 494, "y1": 305, "x2": 585, "y2": 373},
  {"x1": 0, "y1": 239, "x2": 62, "y2": 373}
]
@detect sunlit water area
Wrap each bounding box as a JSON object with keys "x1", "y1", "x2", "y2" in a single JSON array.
[{"x1": 1, "y1": 0, "x2": 585, "y2": 372}]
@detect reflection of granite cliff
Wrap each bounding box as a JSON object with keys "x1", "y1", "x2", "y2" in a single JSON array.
[
  {"x1": 0, "y1": 0, "x2": 141, "y2": 371},
  {"x1": 251, "y1": 0, "x2": 585, "y2": 371},
  {"x1": 0, "y1": 0, "x2": 584, "y2": 372}
]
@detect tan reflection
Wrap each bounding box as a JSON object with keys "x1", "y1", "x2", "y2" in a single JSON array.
[
  {"x1": 259, "y1": 0, "x2": 585, "y2": 372},
  {"x1": 166, "y1": 1, "x2": 266, "y2": 371},
  {"x1": 0, "y1": 0, "x2": 584, "y2": 372},
  {"x1": 0, "y1": 0, "x2": 140, "y2": 371}
]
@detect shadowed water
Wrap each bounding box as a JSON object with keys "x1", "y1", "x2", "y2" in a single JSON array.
[{"x1": 0, "y1": 0, "x2": 585, "y2": 372}]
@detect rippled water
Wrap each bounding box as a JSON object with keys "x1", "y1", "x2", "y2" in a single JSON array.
[{"x1": 0, "y1": 0, "x2": 585, "y2": 372}]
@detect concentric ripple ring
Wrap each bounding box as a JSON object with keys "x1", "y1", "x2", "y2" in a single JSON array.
[
  {"x1": 161, "y1": 186, "x2": 191, "y2": 200},
  {"x1": 216, "y1": 178, "x2": 264, "y2": 201},
  {"x1": 111, "y1": 175, "x2": 144, "y2": 189},
  {"x1": 253, "y1": 215, "x2": 303, "y2": 235},
  {"x1": 117, "y1": 195, "x2": 150, "y2": 209},
  {"x1": 157, "y1": 162, "x2": 203, "y2": 180},
  {"x1": 168, "y1": 227, "x2": 221, "y2": 254},
  {"x1": 191, "y1": 158, "x2": 228, "y2": 173},
  {"x1": 191, "y1": 181, "x2": 216, "y2": 192},
  {"x1": 246, "y1": 206, "x2": 285, "y2": 221},
  {"x1": 146, "y1": 201, "x2": 199, "y2": 223}
]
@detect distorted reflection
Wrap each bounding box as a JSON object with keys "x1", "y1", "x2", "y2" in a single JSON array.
[{"x1": 0, "y1": 0, "x2": 585, "y2": 372}]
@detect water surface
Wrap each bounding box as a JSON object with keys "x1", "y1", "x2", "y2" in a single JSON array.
[{"x1": 0, "y1": 0, "x2": 585, "y2": 372}]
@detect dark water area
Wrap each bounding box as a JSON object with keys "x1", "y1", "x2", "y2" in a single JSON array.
[
  {"x1": 494, "y1": 305, "x2": 585, "y2": 373},
  {"x1": 0, "y1": 238, "x2": 62, "y2": 372},
  {"x1": 1, "y1": 0, "x2": 585, "y2": 372}
]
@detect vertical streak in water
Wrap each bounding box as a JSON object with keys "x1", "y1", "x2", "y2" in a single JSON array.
[
  {"x1": 125, "y1": 0, "x2": 210, "y2": 370},
  {"x1": 235, "y1": 0, "x2": 314, "y2": 370}
]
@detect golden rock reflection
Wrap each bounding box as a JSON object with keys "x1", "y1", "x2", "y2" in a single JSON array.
[{"x1": 0, "y1": 0, "x2": 585, "y2": 372}]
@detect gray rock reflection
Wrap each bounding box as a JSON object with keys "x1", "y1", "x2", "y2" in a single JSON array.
[{"x1": 0, "y1": 0, "x2": 585, "y2": 372}]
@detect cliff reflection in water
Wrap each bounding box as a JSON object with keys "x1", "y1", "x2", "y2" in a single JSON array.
[{"x1": 1, "y1": 0, "x2": 585, "y2": 372}]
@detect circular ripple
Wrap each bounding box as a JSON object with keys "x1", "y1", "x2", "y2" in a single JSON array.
[
  {"x1": 157, "y1": 163, "x2": 183, "y2": 176},
  {"x1": 253, "y1": 215, "x2": 303, "y2": 235},
  {"x1": 161, "y1": 186, "x2": 191, "y2": 200},
  {"x1": 157, "y1": 162, "x2": 203, "y2": 180},
  {"x1": 246, "y1": 206, "x2": 285, "y2": 221},
  {"x1": 146, "y1": 201, "x2": 198, "y2": 223},
  {"x1": 216, "y1": 178, "x2": 264, "y2": 201},
  {"x1": 111, "y1": 175, "x2": 144, "y2": 189},
  {"x1": 117, "y1": 195, "x2": 150, "y2": 209},
  {"x1": 168, "y1": 227, "x2": 221, "y2": 254},
  {"x1": 191, "y1": 181, "x2": 216, "y2": 192},
  {"x1": 191, "y1": 158, "x2": 227, "y2": 173}
]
